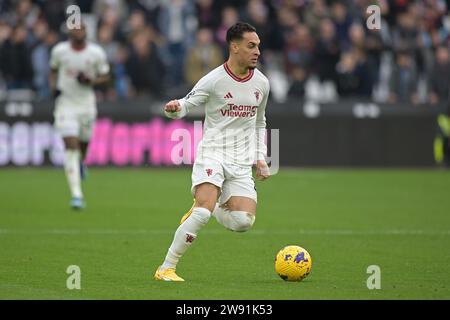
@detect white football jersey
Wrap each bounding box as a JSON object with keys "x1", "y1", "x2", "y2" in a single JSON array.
[
  {"x1": 50, "y1": 41, "x2": 110, "y2": 111},
  {"x1": 166, "y1": 63, "x2": 270, "y2": 166}
]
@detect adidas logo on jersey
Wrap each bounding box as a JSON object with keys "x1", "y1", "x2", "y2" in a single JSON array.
[{"x1": 224, "y1": 92, "x2": 233, "y2": 99}]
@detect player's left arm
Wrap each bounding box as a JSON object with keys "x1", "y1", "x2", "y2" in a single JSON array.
[
  {"x1": 49, "y1": 68, "x2": 60, "y2": 98},
  {"x1": 77, "y1": 48, "x2": 111, "y2": 86},
  {"x1": 90, "y1": 73, "x2": 110, "y2": 86},
  {"x1": 92, "y1": 48, "x2": 111, "y2": 85},
  {"x1": 49, "y1": 44, "x2": 61, "y2": 98},
  {"x1": 77, "y1": 73, "x2": 110, "y2": 86},
  {"x1": 255, "y1": 80, "x2": 270, "y2": 181}
]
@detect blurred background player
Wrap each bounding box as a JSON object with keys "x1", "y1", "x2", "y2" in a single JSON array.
[
  {"x1": 49, "y1": 23, "x2": 110, "y2": 210},
  {"x1": 154, "y1": 22, "x2": 270, "y2": 281}
]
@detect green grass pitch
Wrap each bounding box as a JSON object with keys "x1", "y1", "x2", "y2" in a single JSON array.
[{"x1": 0, "y1": 167, "x2": 449, "y2": 299}]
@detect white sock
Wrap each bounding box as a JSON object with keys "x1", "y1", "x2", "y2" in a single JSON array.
[
  {"x1": 64, "y1": 149, "x2": 83, "y2": 199},
  {"x1": 212, "y1": 204, "x2": 255, "y2": 232},
  {"x1": 212, "y1": 203, "x2": 227, "y2": 226},
  {"x1": 161, "y1": 207, "x2": 211, "y2": 270}
]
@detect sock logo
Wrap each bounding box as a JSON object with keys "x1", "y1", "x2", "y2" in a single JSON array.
[{"x1": 185, "y1": 233, "x2": 196, "y2": 243}]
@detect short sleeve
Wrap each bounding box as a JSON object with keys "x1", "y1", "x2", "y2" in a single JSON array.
[{"x1": 49, "y1": 45, "x2": 61, "y2": 69}]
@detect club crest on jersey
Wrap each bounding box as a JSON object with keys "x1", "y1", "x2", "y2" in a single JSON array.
[
  {"x1": 254, "y1": 91, "x2": 260, "y2": 102},
  {"x1": 206, "y1": 168, "x2": 213, "y2": 176}
]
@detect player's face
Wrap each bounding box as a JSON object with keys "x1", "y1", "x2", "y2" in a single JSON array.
[
  {"x1": 236, "y1": 32, "x2": 260, "y2": 70},
  {"x1": 68, "y1": 25, "x2": 86, "y2": 43}
]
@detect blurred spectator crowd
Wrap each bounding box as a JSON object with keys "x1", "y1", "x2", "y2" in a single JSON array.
[{"x1": 0, "y1": 0, "x2": 449, "y2": 105}]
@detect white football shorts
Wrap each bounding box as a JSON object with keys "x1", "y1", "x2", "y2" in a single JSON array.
[
  {"x1": 54, "y1": 107, "x2": 96, "y2": 142},
  {"x1": 191, "y1": 157, "x2": 257, "y2": 205}
]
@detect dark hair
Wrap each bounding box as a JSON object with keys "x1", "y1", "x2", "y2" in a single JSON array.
[{"x1": 226, "y1": 22, "x2": 256, "y2": 44}]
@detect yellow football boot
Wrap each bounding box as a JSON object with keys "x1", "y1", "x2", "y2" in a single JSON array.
[
  {"x1": 179, "y1": 200, "x2": 196, "y2": 225},
  {"x1": 154, "y1": 266, "x2": 185, "y2": 282}
]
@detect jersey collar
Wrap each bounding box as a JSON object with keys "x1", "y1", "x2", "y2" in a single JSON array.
[
  {"x1": 223, "y1": 63, "x2": 254, "y2": 83},
  {"x1": 70, "y1": 42, "x2": 87, "y2": 52}
]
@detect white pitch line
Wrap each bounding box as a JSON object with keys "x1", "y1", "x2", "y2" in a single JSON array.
[{"x1": 0, "y1": 229, "x2": 449, "y2": 236}]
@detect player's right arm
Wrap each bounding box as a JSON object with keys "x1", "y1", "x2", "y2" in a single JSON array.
[
  {"x1": 49, "y1": 68, "x2": 60, "y2": 98},
  {"x1": 49, "y1": 43, "x2": 62, "y2": 98},
  {"x1": 164, "y1": 99, "x2": 183, "y2": 117},
  {"x1": 164, "y1": 75, "x2": 212, "y2": 119}
]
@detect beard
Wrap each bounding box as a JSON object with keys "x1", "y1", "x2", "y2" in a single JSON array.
[
  {"x1": 69, "y1": 31, "x2": 86, "y2": 45},
  {"x1": 249, "y1": 65, "x2": 256, "y2": 70},
  {"x1": 72, "y1": 37, "x2": 85, "y2": 45}
]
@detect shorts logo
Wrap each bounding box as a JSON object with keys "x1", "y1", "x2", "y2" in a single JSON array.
[
  {"x1": 206, "y1": 168, "x2": 213, "y2": 176},
  {"x1": 186, "y1": 234, "x2": 196, "y2": 243},
  {"x1": 254, "y1": 91, "x2": 260, "y2": 102}
]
